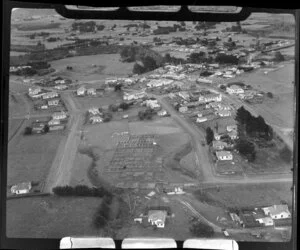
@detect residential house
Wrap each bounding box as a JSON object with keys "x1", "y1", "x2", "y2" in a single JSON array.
[
  {"x1": 199, "y1": 93, "x2": 222, "y2": 103},
  {"x1": 196, "y1": 117, "x2": 208, "y2": 123},
  {"x1": 48, "y1": 119, "x2": 60, "y2": 126},
  {"x1": 11, "y1": 182, "x2": 32, "y2": 195},
  {"x1": 179, "y1": 106, "x2": 188, "y2": 113},
  {"x1": 148, "y1": 210, "x2": 168, "y2": 228},
  {"x1": 226, "y1": 85, "x2": 245, "y2": 95},
  {"x1": 227, "y1": 124, "x2": 237, "y2": 132},
  {"x1": 206, "y1": 102, "x2": 220, "y2": 109},
  {"x1": 42, "y1": 92, "x2": 59, "y2": 100},
  {"x1": 218, "y1": 103, "x2": 231, "y2": 111},
  {"x1": 48, "y1": 99, "x2": 59, "y2": 106},
  {"x1": 52, "y1": 111, "x2": 67, "y2": 120},
  {"x1": 217, "y1": 110, "x2": 231, "y2": 117},
  {"x1": 254, "y1": 216, "x2": 274, "y2": 227},
  {"x1": 158, "y1": 110, "x2": 168, "y2": 117},
  {"x1": 123, "y1": 90, "x2": 146, "y2": 101},
  {"x1": 54, "y1": 79, "x2": 66, "y2": 85},
  {"x1": 147, "y1": 79, "x2": 173, "y2": 88},
  {"x1": 32, "y1": 124, "x2": 45, "y2": 134},
  {"x1": 262, "y1": 205, "x2": 291, "y2": 220},
  {"x1": 54, "y1": 84, "x2": 68, "y2": 90},
  {"x1": 87, "y1": 88, "x2": 96, "y2": 96},
  {"x1": 197, "y1": 78, "x2": 213, "y2": 84},
  {"x1": 90, "y1": 116, "x2": 103, "y2": 124},
  {"x1": 77, "y1": 86, "x2": 86, "y2": 96},
  {"x1": 49, "y1": 125, "x2": 65, "y2": 131},
  {"x1": 105, "y1": 78, "x2": 118, "y2": 85},
  {"x1": 216, "y1": 151, "x2": 233, "y2": 161},
  {"x1": 212, "y1": 140, "x2": 228, "y2": 150},
  {"x1": 39, "y1": 104, "x2": 48, "y2": 110},
  {"x1": 88, "y1": 107, "x2": 100, "y2": 116},
  {"x1": 145, "y1": 99, "x2": 161, "y2": 110},
  {"x1": 228, "y1": 130, "x2": 238, "y2": 140},
  {"x1": 28, "y1": 87, "x2": 42, "y2": 96},
  {"x1": 178, "y1": 91, "x2": 190, "y2": 101}
]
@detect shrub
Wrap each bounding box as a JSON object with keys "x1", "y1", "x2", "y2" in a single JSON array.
[
  {"x1": 280, "y1": 146, "x2": 292, "y2": 163},
  {"x1": 24, "y1": 127, "x2": 32, "y2": 135},
  {"x1": 190, "y1": 221, "x2": 214, "y2": 237}
]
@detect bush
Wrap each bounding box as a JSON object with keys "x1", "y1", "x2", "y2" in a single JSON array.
[
  {"x1": 24, "y1": 127, "x2": 32, "y2": 135},
  {"x1": 280, "y1": 146, "x2": 292, "y2": 163},
  {"x1": 215, "y1": 53, "x2": 239, "y2": 64},
  {"x1": 52, "y1": 185, "x2": 111, "y2": 197},
  {"x1": 267, "y1": 92, "x2": 273, "y2": 98},
  {"x1": 190, "y1": 221, "x2": 214, "y2": 237},
  {"x1": 119, "y1": 102, "x2": 129, "y2": 110},
  {"x1": 274, "y1": 51, "x2": 284, "y2": 62},
  {"x1": 205, "y1": 127, "x2": 214, "y2": 145}
]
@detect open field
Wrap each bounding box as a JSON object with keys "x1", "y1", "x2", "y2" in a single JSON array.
[
  {"x1": 232, "y1": 62, "x2": 295, "y2": 129},
  {"x1": 7, "y1": 122, "x2": 64, "y2": 185},
  {"x1": 194, "y1": 182, "x2": 293, "y2": 208},
  {"x1": 50, "y1": 54, "x2": 135, "y2": 81},
  {"x1": 6, "y1": 196, "x2": 101, "y2": 238},
  {"x1": 75, "y1": 92, "x2": 124, "y2": 110}
]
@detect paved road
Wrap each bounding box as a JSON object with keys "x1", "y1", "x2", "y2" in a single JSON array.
[
  {"x1": 155, "y1": 94, "x2": 293, "y2": 185},
  {"x1": 156, "y1": 95, "x2": 216, "y2": 182},
  {"x1": 42, "y1": 93, "x2": 83, "y2": 193}
]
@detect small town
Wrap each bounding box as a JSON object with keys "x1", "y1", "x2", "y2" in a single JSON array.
[{"x1": 6, "y1": 6, "x2": 294, "y2": 243}]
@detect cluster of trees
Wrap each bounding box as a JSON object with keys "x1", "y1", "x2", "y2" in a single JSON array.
[
  {"x1": 188, "y1": 52, "x2": 213, "y2": 64},
  {"x1": 138, "y1": 108, "x2": 156, "y2": 120},
  {"x1": 194, "y1": 21, "x2": 219, "y2": 31},
  {"x1": 109, "y1": 102, "x2": 130, "y2": 112},
  {"x1": 153, "y1": 25, "x2": 177, "y2": 35},
  {"x1": 102, "y1": 112, "x2": 113, "y2": 122},
  {"x1": 163, "y1": 53, "x2": 185, "y2": 65},
  {"x1": 190, "y1": 221, "x2": 215, "y2": 237},
  {"x1": 235, "y1": 138, "x2": 256, "y2": 162},
  {"x1": 215, "y1": 53, "x2": 239, "y2": 64},
  {"x1": 94, "y1": 195, "x2": 113, "y2": 228},
  {"x1": 132, "y1": 57, "x2": 159, "y2": 75},
  {"x1": 205, "y1": 127, "x2": 214, "y2": 145},
  {"x1": 274, "y1": 51, "x2": 285, "y2": 62},
  {"x1": 52, "y1": 185, "x2": 112, "y2": 198},
  {"x1": 236, "y1": 106, "x2": 273, "y2": 140},
  {"x1": 279, "y1": 146, "x2": 292, "y2": 163},
  {"x1": 46, "y1": 37, "x2": 61, "y2": 42}
]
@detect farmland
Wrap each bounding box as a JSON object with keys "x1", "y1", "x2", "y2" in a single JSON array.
[
  {"x1": 7, "y1": 123, "x2": 64, "y2": 186},
  {"x1": 6, "y1": 196, "x2": 101, "y2": 238}
]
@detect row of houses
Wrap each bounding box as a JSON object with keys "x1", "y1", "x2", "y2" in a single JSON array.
[
  {"x1": 230, "y1": 204, "x2": 291, "y2": 228},
  {"x1": 76, "y1": 86, "x2": 97, "y2": 96}
]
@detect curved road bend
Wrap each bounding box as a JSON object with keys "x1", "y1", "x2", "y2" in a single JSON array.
[
  {"x1": 155, "y1": 95, "x2": 293, "y2": 185},
  {"x1": 43, "y1": 92, "x2": 82, "y2": 193},
  {"x1": 156, "y1": 96, "x2": 216, "y2": 182}
]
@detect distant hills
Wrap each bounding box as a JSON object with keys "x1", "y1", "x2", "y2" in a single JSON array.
[{"x1": 11, "y1": 8, "x2": 58, "y2": 20}]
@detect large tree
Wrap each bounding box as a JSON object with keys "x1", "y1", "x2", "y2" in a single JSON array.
[
  {"x1": 235, "y1": 138, "x2": 256, "y2": 162},
  {"x1": 205, "y1": 127, "x2": 214, "y2": 145}
]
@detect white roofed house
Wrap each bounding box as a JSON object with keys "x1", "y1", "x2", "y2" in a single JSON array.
[
  {"x1": 217, "y1": 110, "x2": 231, "y2": 117},
  {"x1": 199, "y1": 93, "x2": 222, "y2": 103},
  {"x1": 228, "y1": 130, "x2": 238, "y2": 140},
  {"x1": 179, "y1": 106, "x2": 188, "y2": 113},
  {"x1": 90, "y1": 116, "x2": 103, "y2": 124},
  {"x1": 227, "y1": 124, "x2": 237, "y2": 132},
  {"x1": 11, "y1": 182, "x2": 32, "y2": 195},
  {"x1": 42, "y1": 91, "x2": 59, "y2": 100},
  {"x1": 218, "y1": 103, "x2": 231, "y2": 111},
  {"x1": 178, "y1": 91, "x2": 190, "y2": 101},
  {"x1": 158, "y1": 110, "x2": 168, "y2": 117},
  {"x1": 52, "y1": 111, "x2": 67, "y2": 120},
  {"x1": 77, "y1": 86, "x2": 86, "y2": 96},
  {"x1": 212, "y1": 140, "x2": 228, "y2": 150},
  {"x1": 262, "y1": 205, "x2": 291, "y2": 220},
  {"x1": 87, "y1": 88, "x2": 96, "y2": 96},
  {"x1": 54, "y1": 84, "x2": 68, "y2": 90},
  {"x1": 226, "y1": 85, "x2": 245, "y2": 95},
  {"x1": 148, "y1": 210, "x2": 168, "y2": 228},
  {"x1": 48, "y1": 99, "x2": 60, "y2": 106},
  {"x1": 196, "y1": 117, "x2": 208, "y2": 123},
  {"x1": 123, "y1": 89, "x2": 146, "y2": 101},
  {"x1": 48, "y1": 119, "x2": 61, "y2": 126},
  {"x1": 216, "y1": 151, "x2": 233, "y2": 161},
  {"x1": 145, "y1": 99, "x2": 161, "y2": 110},
  {"x1": 88, "y1": 107, "x2": 100, "y2": 116},
  {"x1": 28, "y1": 87, "x2": 42, "y2": 96}
]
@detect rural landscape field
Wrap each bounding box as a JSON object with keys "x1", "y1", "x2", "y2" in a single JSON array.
[{"x1": 6, "y1": 6, "x2": 295, "y2": 244}]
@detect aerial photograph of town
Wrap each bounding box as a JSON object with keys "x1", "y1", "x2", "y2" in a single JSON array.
[{"x1": 6, "y1": 6, "x2": 295, "y2": 243}]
